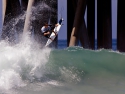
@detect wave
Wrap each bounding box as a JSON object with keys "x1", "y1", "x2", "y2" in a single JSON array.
[
  {"x1": 0, "y1": 39, "x2": 125, "y2": 92},
  {"x1": 47, "y1": 47, "x2": 125, "y2": 81}
]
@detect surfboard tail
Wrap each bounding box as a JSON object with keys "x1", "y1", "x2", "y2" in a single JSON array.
[{"x1": 45, "y1": 39, "x2": 52, "y2": 47}]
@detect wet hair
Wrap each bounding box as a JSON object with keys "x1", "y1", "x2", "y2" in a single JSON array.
[{"x1": 44, "y1": 23, "x2": 48, "y2": 26}]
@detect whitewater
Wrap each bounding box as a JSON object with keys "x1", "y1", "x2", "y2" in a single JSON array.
[{"x1": 0, "y1": 35, "x2": 125, "y2": 94}]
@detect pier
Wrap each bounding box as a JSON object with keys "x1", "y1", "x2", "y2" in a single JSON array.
[
  {"x1": 1, "y1": 0, "x2": 125, "y2": 52},
  {"x1": 68, "y1": 0, "x2": 125, "y2": 52}
]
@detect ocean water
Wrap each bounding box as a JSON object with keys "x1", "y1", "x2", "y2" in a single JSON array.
[
  {"x1": 58, "y1": 39, "x2": 117, "y2": 50},
  {"x1": 0, "y1": 37, "x2": 125, "y2": 94}
]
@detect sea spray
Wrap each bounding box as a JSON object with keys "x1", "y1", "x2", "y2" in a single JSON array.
[
  {"x1": 0, "y1": 34, "x2": 52, "y2": 91},
  {"x1": 0, "y1": 69, "x2": 25, "y2": 90}
]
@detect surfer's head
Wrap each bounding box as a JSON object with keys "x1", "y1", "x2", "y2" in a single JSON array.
[
  {"x1": 44, "y1": 23, "x2": 49, "y2": 28},
  {"x1": 44, "y1": 23, "x2": 49, "y2": 26}
]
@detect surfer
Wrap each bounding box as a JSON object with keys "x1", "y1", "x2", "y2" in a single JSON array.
[
  {"x1": 41, "y1": 23, "x2": 52, "y2": 38},
  {"x1": 41, "y1": 18, "x2": 63, "y2": 40},
  {"x1": 41, "y1": 23, "x2": 58, "y2": 39},
  {"x1": 44, "y1": 18, "x2": 64, "y2": 47}
]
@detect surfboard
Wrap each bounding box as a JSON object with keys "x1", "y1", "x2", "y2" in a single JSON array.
[{"x1": 45, "y1": 18, "x2": 64, "y2": 47}]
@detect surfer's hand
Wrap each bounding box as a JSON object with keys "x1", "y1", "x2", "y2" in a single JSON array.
[{"x1": 44, "y1": 32, "x2": 50, "y2": 36}]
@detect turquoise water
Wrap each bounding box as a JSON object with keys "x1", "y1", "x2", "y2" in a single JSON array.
[{"x1": 0, "y1": 38, "x2": 125, "y2": 94}]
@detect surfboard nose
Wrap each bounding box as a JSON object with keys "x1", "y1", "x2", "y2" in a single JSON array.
[{"x1": 59, "y1": 18, "x2": 64, "y2": 25}]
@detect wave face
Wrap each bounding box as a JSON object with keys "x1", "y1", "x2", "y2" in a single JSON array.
[
  {"x1": 48, "y1": 47, "x2": 125, "y2": 81},
  {"x1": 0, "y1": 39, "x2": 125, "y2": 94}
]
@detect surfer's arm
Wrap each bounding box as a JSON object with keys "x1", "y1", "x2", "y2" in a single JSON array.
[{"x1": 43, "y1": 32, "x2": 51, "y2": 36}]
